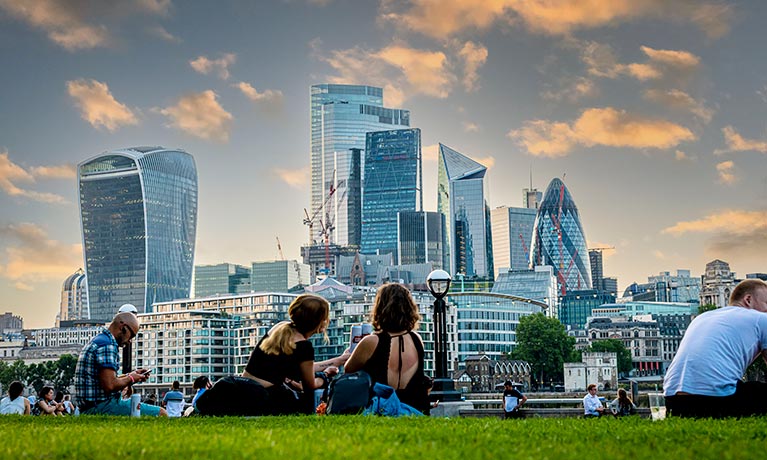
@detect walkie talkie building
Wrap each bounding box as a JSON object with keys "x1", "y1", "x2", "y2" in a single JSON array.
[{"x1": 78, "y1": 147, "x2": 197, "y2": 321}]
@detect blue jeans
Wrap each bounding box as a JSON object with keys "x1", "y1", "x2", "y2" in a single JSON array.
[{"x1": 82, "y1": 396, "x2": 162, "y2": 417}]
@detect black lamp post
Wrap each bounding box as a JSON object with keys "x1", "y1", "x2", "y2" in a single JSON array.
[
  {"x1": 119, "y1": 303, "x2": 138, "y2": 374},
  {"x1": 427, "y1": 269, "x2": 462, "y2": 402}
]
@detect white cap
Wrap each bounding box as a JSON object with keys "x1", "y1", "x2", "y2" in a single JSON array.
[{"x1": 118, "y1": 304, "x2": 138, "y2": 314}]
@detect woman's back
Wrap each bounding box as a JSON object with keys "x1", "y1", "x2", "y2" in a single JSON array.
[{"x1": 0, "y1": 396, "x2": 26, "y2": 415}]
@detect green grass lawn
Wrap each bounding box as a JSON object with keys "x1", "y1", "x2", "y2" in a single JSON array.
[{"x1": 2, "y1": 415, "x2": 766, "y2": 459}]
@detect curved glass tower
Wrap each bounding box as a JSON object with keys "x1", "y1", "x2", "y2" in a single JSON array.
[
  {"x1": 530, "y1": 178, "x2": 591, "y2": 294},
  {"x1": 58, "y1": 268, "x2": 88, "y2": 324},
  {"x1": 78, "y1": 147, "x2": 197, "y2": 321}
]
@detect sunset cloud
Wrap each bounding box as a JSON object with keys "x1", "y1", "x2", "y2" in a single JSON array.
[
  {"x1": 190, "y1": 53, "x2": 237, "y2": 80},
  {"x1": 317, "y1": 42, "x2": 453, "y2": 104},
  {"x1": 0, "y1": 151, "x2": 68, "y2": 204},
  {"x1": 475, "y1": 156, "x2": 495, "y2": 169},
  {"x1": 644, "y1": 89, "x2": 714, "y2": 123},
  {"x1": 581, "y1": 42, "x2": 700, "y2": 83},
  {"x1": 716, "y1": 161, "x2": 737, "y2": 185},
  {"x1": 66, "y1": 79, "x2": 139, "y2": 131},
  {"x1": 423, "y1": 144, "x2": 440, "y2": 162},
  {"x1": 463, "y1": 121, "x2": 480, "y2": 133},
  {"x1": 458, "y1": 41, "x2": 488, "y2": 92},
  {"x1": 148, "y1": 25, "x2": 181, "y2": 43},
  {"x1": 717, "y1": 126, "x2": 767, "y2": 154},
  {"x1": 509, "y1": 107, "x2": 695, "y2": 157},
  {"x1": 274, "y1": 167, "x2": 309, "y2": 189},
  {"x1": 233, "y1": 82, "x2": 284, "y2": 109},
  {"x1": 541, "y1": 77, "x2": 597, "y2": 103},
  {"x1": 662, "y1": 209, "x2": 767, "y2": 259},
  {"x1": 381, "y1": 0, "x2": 732, "y2": 39},
  {"x1": 0, "y1": 222, "x2": 82, "y2": 289},
  {"x1": 157, "y1": 90, "x2": 233, "y2": 142},
  {"x1": 0, "y1": 0, "x2": 174, "y2": 51},
  {"x1": 29, "y1": 164, "x2": 76, "y2": 179}
]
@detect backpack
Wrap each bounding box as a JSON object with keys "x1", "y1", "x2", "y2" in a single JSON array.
[
  {"x1": 326, "y1": 371, "x2": 373, "y2": 414},
  {"x1": 194, "y1": 376, "x2": 271, "y2": 416}
]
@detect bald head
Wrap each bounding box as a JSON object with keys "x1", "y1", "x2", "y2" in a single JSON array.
[{"x1": 111, "y1": 312, "x2": 140, "y2": 346}]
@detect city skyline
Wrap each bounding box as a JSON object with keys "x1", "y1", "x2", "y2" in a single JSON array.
[{"x1": 0, "y1": 1, "x2": 765, "y2": 328}]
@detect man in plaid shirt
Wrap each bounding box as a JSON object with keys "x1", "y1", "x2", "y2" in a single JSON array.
[{"x1": 75, "y1": 312, "x2": 166, "y2": 416}]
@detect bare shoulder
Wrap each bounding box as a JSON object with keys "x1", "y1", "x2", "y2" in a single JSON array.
[{"x1": 358, "y1": 333, "x2": 379, "y2": 350}]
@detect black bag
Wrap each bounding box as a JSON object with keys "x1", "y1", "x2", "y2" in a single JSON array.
[
  {"x1": 326, "y1": 371, "x2": 373, "y2": 414},
  {"x1": 195, "y1": 376, "x2": 271, "y2": 416}
]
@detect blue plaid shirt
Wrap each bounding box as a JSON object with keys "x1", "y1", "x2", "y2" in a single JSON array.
[{"x1": 75, "y1": 328, "x2": 121, "y2": 404}]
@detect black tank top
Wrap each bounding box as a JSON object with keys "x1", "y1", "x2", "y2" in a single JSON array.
[{"x1": 362, "y1": 331, "x2": 429, "y2": 413}]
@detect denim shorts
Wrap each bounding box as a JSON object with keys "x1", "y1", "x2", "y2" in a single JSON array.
[{"x1": 82, "y1": 396, "x2": 162, "y2": 417}]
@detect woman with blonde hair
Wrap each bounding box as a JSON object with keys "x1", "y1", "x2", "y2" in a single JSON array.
[
  {"x1": 241, "y1": 294, "x2": 346, "y2": 414},
  {"x1": 345, "y1": 283, "x2": 430, "y2": 414}
]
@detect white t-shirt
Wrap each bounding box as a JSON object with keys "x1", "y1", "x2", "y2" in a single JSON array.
[
  {"x1": 664, "y1": 306, "x2": 767, "y2": 397},
  {"x1": 0, "y1": 396, "x2": 27, "y2": 415}
]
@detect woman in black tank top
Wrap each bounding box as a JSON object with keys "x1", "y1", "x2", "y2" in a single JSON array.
[{"x1": 344, "y1": 284, "x2": 430, "y2": 414}]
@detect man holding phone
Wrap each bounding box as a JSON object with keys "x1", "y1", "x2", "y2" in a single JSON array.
[{"x1": 74, "y1": 312, "x2": 167, "y2": 416}]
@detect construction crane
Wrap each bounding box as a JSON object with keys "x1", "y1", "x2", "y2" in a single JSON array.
[
  {"x1": 303, "y1": 180, "x2": 336, "y2": 245},
  {"x1": 589, "y1": 245, "x2": 615, "y2": 252},
  {"x1": 276, "y1": 236, "x2": 285, "y2": 260}
]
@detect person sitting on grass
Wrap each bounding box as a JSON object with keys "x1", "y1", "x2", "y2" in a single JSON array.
[
  {"x1": 245, "y1": 294, "x2": 345, "y2": 414},
  {"x1": 162, "y1": 381, "x2": 186, "y2": 417},
  {"x1": 609, "y1": 388, "x2": 636, "y2": 417},
  {"x1": 32, "y1": 386, "x2": 64, "y2": 416},
  {"x1": 664, "y1": 279, "x2": 767, "y2": 418},
  {"x1": 344, "y1": 283, "x2": 431, "y2": 415},
  {"x1": 583, "y1": 384, "x2": 605, "y2": 418},
  {"x1": 0, "y1": 381, "x2": 30, "y2": 415},
  {"x1": 74, "y1": 312, "x2": 166, "y2": 416}
]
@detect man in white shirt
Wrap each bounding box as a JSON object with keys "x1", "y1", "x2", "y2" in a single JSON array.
[
  {"x1": 583, "y1": 383, "x2": 604, "y2": 417},
  {"x1": 162, "y1": 381, "x2": 186, "y2": 417},
  {"x1": 664, "y1": 279, "x2": 767, "y2": 418}
]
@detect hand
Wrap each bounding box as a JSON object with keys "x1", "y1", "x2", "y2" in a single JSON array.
[
  {"x1": 325, "y1": 366, "x2": 339, "y2": 378},
  {"x1": 335, "y1": 349, "x2": 352, "y2": 365},
  {"x1": 131, "y1": 370, "x2": 149, "y2": 383}
]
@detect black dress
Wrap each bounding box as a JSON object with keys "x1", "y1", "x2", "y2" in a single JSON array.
[{"x1": 362, "y1": 331, "x2": 429, "y2": 414}]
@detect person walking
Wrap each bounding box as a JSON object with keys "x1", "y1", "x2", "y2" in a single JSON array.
[{"x1": 502, "y1": 380, "x2": 527, "y2": 419}]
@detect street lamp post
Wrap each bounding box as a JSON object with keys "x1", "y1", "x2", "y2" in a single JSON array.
[{"x1": 427, "y1": 269, "x2": 462, "y2": 402}]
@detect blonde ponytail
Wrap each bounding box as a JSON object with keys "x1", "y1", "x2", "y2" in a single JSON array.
[{"x1": 259, "y1": 321, "x2": 297, "y2": 355}]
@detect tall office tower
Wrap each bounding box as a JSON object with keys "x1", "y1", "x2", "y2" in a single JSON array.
[
  {"x1": 397, "y1": 211, "x2": 444, "y2": 267},
  {"x1": 530, "y1": 177, "x2": 591, "y2": 295},
  {"x1": 361, "y1": 128, "x2": 422, "y2": 262},
  {"x1": 251, "y1": 260, "x2": 312, "y2": 292},
  {"x1": 523, "y1": 189, "x2": 542, "y2": 209},
  {"x1": 194, "y1": 263, "x2": 251, "y2": 298},
  {"x1": 490, "y1": 206, "x2": 536, "y2": 279},
  {"x1": 437, "y1": 143, "x2": 493, "y2": 278},
  {"x1": 310, "y1": 84, "x2": 410, "y2": 247},
  {"x1": 58, "y1": 268, "x2": 88, "y2": 325},
  {"x1": 589, "y1": 249, "x2": 604, "y2": 290},
  {"x1": 79, "y1": 147, "x2": 197, "y2": 321}
]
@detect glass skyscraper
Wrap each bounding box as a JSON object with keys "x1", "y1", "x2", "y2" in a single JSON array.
[
  {"x1": 361, "y1": 128, "x2": 421, "y2": 262},
  {"x1": 78, "y1": 147, "x2": 197, "y2": 321},
  {"x1": 397, "y1": 210, "x2": 444, "y2": 268},
  {"x1": 437, "y1": 143, "x2": 493, "y2": 278},
  {"x1": 194, "y1": 263, "x2": 251, "y2": 298},
  {"x1": 530, "y1": 177, "x2": 591, "y2": 295},
  {"x1": 490, "y1": 206, "x2": 536, "y2": 279},
  {"x1": 310, "y1": 84, "x2": 410, "y2": 247}
]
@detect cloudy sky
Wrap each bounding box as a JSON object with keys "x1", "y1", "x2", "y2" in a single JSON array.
[{"x1": 1, "y1": 0, "x2": 765, "y2": 328}]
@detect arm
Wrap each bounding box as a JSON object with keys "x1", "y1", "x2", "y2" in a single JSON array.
[
  {"x1": 298, "y1": 360, "x2": 320, "y2": 391},
  {"x1": 343, "y1": 335, "x2": 378, "y2": 374},
  {"x1": 37, "y1": 400, "x2": 57, "y2": 415},
  {"x1": 315, "y1": 349, "x2": 351, "y2": 371},
  {"x1": 97, "y1": 368, "x2": 149, "y2": 393},
  {"x1": 518, "y1": 393, "x2": 528, "y2": 407},
  {"x1": 24, "y1": 398, "x2": 30, "y2": 415}
]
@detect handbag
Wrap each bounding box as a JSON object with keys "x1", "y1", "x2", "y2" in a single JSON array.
[{"x1": 326, "y1": 370, "x2": 373, "y2": 414}]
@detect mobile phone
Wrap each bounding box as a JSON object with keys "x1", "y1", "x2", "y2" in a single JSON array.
[{"x1": 140, "y1": 369, "x2": 153, "y2": 375}]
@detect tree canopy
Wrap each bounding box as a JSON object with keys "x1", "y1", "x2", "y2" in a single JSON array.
[
  {"x1": 511, "y1": 313, "x2": 575, "y2": 384},
  {"x1": 587, "y1": 339, "x2": 633, "y2": 375},
  {"x1": 0, "y1": 355, "x2": 78, "y2": 393}
]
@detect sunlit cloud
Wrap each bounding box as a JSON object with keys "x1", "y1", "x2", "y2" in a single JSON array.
[
  {"x1": 475, "y1": 156, "x2": 495, "y2": 169},
  {"x1": 662, "y1": 209, "x2": 767, "y2": 259},
  {"x1": 581, "y1": 42, "x2": 700, "y2": 83},
  {"x1": 640, "y1": 46, "x2": 700, "y2": 68},
  {"x1": 463, "y1": 122, "x2": 480, "y2": 133},
  {"x1": 274, "y1": 167, "x2": 309, "y2": 189},
  {"x1": 66, "y1": 79, "x2": 139, "y2": 131},
  {"x1": 157, "y1": 90, "x2": 233, "y2": 142},
  {"x1": 423, "y1": 144, "x2": 439, "y2": 162},
  {"x1": 147, "y1": 25, "x2": 181, "y2": 43},
  {"x1": 0, "y1": 151, "x2": 68, "y2": 204},
  {"x1": 29, "y1": 164, "x2": 77, "y2": 179},
  {"x1": 674, "y1": 150, "x2": 696, "y2": 162},
  {"x1": 380, "y1": 0, "x2": 732, "y2": 39},
  {"x1": 716, "y1": 161, "x2": 737, "y2": 185},
  {"x1": 458, "y1": 41, "x2": 488, "y2": 92},
  {"x1": 716, "y1": 126, "x2": 767, "y2": 154},
  {"x1": 233, "y1": 82, "x2": 284, "y2": 110},
  {"x1": 0, "y1": 0, "x2": 174, "y2": 51},
  {"x1": 509, "y1": 107, "x2": 695, "y2": 157},
  {"x1": 315, "y1": 41, "x2": 454, "y2": 104},
  {"x1": 0, "y1": 222, "x2": 82, "y2": 290},
  {"x1": 190, "y1": 53, "x2": 237, "y2": 80},
  {"x1": 644, "y1": 89, "x2": 714, "y2": 123},
  {"x1": 541, "y1": 76, "x2": 597, "y2": 103},
  {"x1": 653, "y1": 250, "x2": 667, "y2": 260}
]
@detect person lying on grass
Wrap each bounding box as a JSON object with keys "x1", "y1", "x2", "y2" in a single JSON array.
[{"x1": 74, "y1": 312, "x2": 167, "y2": 416}]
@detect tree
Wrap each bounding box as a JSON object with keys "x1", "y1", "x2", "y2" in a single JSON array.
[
  {"x1": 698, "y1": 304, "x2": 718, "y2": 314},
  {"x1": 52, "y1": 354, "x2": 78, "y2": 390},
  {"x1": 0, "y1": 359, "x2": 27, "y2": 390},
  {"x1": 587, "y1": 339, "x2": 633, "y2": 376},
  {"x1": 511, "y1": 313, "x2": 575, "y2": 384}
]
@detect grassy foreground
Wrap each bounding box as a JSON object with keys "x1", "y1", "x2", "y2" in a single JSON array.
[{"x1": 2, "y1": 415, "x2": 767, "y2": 459}]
